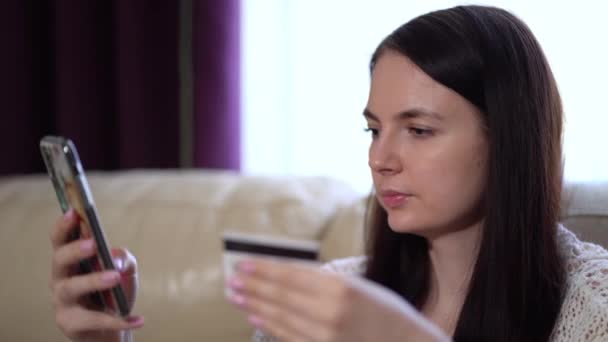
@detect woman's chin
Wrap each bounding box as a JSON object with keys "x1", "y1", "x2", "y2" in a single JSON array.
[
  {"x1": 387, "y1": 215, "x2": 423, "y2": 234},
  {"x1": 386, "y1": 210, "x2": 441, "y2": 236}
]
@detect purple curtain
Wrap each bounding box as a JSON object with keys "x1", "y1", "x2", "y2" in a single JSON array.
[
  {"x1": 1, "y1": 0, "x2": 241, "y2": 175},
  {"x1": 193, "y1": 0, "x2": 241, "y2": 170},
  {"x1": 3, "y1": 1, "x2": 53, "y2": 175}
]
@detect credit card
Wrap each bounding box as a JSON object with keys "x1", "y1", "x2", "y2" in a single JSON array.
[{"x1": 222, "y1": 231, "x2": 320, "y2": 297}]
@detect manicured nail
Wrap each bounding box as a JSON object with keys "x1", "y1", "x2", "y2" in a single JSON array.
[
  {"x1": 238, "y1": 260, "x2": 255, "y2": 274},
  {"x1": 248, "y1": 315, "x2": 264, "y2": 328},
  {"x1": 80, "y1": 239, "x2": 95, "y2": 252},
  {"x1": 101, "y1": 271, "x2": 120, "y2": 284},
  {"x1": 229, "y1": 277, "x2": 244, "y2": 290},
  {"x1": 229, "y1": 293, "x2": 247, "y2": 307},
  {"x1": 126, "y1": 315, "x2": 145, "y2": 327}
]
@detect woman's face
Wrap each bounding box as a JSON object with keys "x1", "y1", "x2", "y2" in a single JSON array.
[{"x1": 366, "y1": 51, "x2": 488, "y2": 238}]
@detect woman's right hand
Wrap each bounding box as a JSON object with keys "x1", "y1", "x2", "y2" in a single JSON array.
[{"x1": 49, "y1": 209, "x2": 144, "y2": 342}]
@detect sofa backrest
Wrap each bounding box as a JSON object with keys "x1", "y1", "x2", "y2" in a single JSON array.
[{"x1": 560, "y1": 181, "x2": 608, "y2": 248}]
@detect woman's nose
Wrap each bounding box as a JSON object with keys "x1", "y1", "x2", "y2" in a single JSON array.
[{"x1": 368, "y1": 138, "x2": 402, "y2": 175}]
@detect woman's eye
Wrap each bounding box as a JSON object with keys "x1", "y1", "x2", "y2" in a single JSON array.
[
  {"x1": 408, "y1": 127, "x2": 433, "y2": 137},
  {"x1": 364, "y1": 127, "x2": 379, "y2": 138}
]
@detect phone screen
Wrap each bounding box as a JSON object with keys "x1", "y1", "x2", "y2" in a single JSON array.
[{"x1": 41, "y1": 142, "x2": 92, "y2": 239}]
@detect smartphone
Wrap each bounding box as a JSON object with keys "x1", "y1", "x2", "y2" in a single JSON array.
[{"x1": 40, "y1": 136, "x2": 130, "y2": 317}]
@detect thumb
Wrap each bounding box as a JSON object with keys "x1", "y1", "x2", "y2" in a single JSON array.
[
  {"x1": 111, "y1": 248, "x2": 137, "y2": 276},
  {"x1": 111, "y1": 248, "x2": 138, "y2": 311}
]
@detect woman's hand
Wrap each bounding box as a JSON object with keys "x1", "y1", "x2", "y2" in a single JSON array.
[
  {"x1": 49, "y1": 209, "x2": 144, "y2": 342},
  {"x1": 227, "y1": 258, "x2": 450, "y2": 342}
]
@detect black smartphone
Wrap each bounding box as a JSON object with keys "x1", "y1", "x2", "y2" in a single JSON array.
[{"x1": 40, "y1": 136, "x2": 130, "y2": 317}]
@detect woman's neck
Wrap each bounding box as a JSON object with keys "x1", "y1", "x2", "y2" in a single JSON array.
[{"x1": 421, "y1": 221, "x2": 483, "y2": 334}]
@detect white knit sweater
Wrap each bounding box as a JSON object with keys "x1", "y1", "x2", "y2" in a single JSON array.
[{"x1": 253, "y1": 226, "x2": 608, "y2": 341}]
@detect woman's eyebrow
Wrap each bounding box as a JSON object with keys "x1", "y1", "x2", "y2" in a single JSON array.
[{"x1": 363, "y1": 108, "x2": 444, "y2": 122}]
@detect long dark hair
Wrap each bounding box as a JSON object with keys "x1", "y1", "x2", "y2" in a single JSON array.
[{"x1": 364, "y1": 6, "x2": 565, "y2": 341}]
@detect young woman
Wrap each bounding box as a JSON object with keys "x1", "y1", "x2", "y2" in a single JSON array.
[{"x1": 49, "y1": 5, "x2": 608, "y2": 342}]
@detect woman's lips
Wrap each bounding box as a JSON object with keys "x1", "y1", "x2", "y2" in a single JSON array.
[{"x1": 380, "y1": 191, "x2": 411, "y2": 208}]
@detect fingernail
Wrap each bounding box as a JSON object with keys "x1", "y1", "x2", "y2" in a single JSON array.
[
  {"x1": 229, "y1": 293, "x2": 247, "y2": 307},
  {"x1": 126, "y1": 315, "x2": 145, "y2": 327},
  {"x1": 248, "y1": 315, "x2": 264, "y2": 328},
  {"x1": 101, "y1": 271, "x2": 120, "y2": 284},
  {"x1": 238, "y1": 260, "x2": 255, "y2": 274},
  {"x1": 229, "y1": 277, "x2": 244, "y2": 290},
  {"x1": 80, "y1": 239, "x2": 95, "y2": 252}
]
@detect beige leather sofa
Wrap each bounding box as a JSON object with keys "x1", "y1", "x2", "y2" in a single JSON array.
[{"x1": 1, "y1": 170, "x2": 606, "y2": 341}]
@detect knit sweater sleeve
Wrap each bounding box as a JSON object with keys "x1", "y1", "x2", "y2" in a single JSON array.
[{"x1": 550, "y1": 228, "x2": 608, "y2": 342}]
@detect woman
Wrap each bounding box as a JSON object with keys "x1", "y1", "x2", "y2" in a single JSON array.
[{"x1": 49, "y1": 5, "x2": 608, "y2": 342}]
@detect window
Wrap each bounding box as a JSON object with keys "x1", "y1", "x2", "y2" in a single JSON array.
[{"x1": 242, "y1": 0, "x2": 608, "y2": 194}]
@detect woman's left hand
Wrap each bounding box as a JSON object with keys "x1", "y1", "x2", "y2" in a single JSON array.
[{"x1": 226, "y1": 258, "x2": 449, "y2": 342}]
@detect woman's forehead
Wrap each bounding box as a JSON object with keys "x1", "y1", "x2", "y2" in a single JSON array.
[{"x1": 367, "y1": 51, "x2": 480, "y2": 122}]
